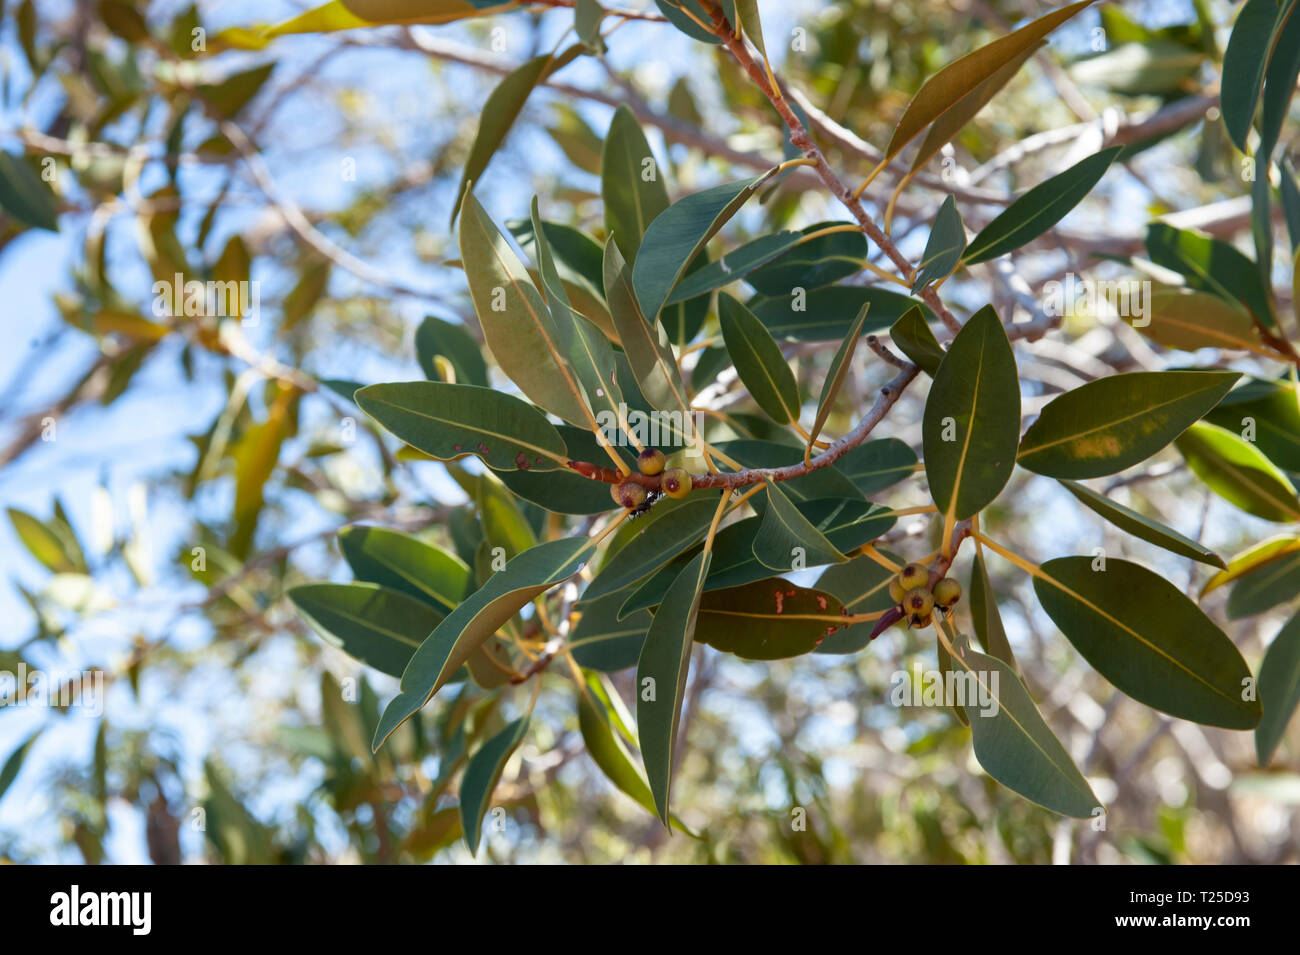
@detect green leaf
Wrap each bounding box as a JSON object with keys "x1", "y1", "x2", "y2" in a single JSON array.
[
  {"x1": 356, "y1": 381, "x2": 568, "y2": 471},
  {"x1": 1227, "y1": 549, "x2": 1300, "y2": 619},
  {"x1": 571, "y1": 591, "x2": 651, "y2": 671},
  {"x1": 1256, "y1": 614, "x2": 1300, "y2": 766},
  {"x1": 882, "y1": 0, "x2": 1096, "y2": 168},
  {"x1": 1018, "y1": 370, "x2": 1240, "y2": 479},
  {"x1": 653, "y1": 0, "x2": 720, "y2": 43},
  {"x1": 1139, "y1": 289, "x2": 1265, "y2": 354},
  {"x1": 1204, "y1": 376, "x2": 1300, "y2": 472},
  {"x1": 835, "y1": 438, "x2": 918, "y2": 495},
  {"x1": 665, "y1": 231, "x2": 803, "y2": 303},
  {"x1": 637, "y1": 551, "x2": 710, "y2": 822},
  {"x1": 574, "y1": 0, "x2": 605, "y2": 50},
  {"x1": 460, "y1": 716, "x2": 529, "y2": 853},
  {"x1": 449, "y1": 53, "x2": 552, "y2": 227},
  {"x1": 7, "y1": 507, "x2": 83, "y2": 574},
  {"x1": 289, "y1": 583, "x2": 441, "y2": 678},
  {"x1": 909, "y1": 42, "x2": 1041, "y2": 178},
  {"x1": 1202, "y1": 535, "x2": 1300, "y2": 597},
  {"x1": 1221, "y1": 0, "x2": 1298, "y2": 151},
  {"x1": 962, "y1": 147, "x2": 1121, "y2": 264},
  {"x1": 415, "y1": 315, "x2": 488, "y2": 387},
  {"x1": 749, "y1": 286, "x2": 926, "y2": 341},
  {"x1": 718, "y1": 293, "x2": 800, "y2": 424},
  {"x1": 922, "y1": 305, "x2": 1020, "y2": 522},
  {"x1": 225, "y1": 0, "x2": 515, "y2": 46},
  {"x1": 911, "y1": 196, "x2": 966, "y2": 291},
  {"x1": 1175, "y1": 421, "x2": 1300, "y2": 522},
  {"x1": 603, "y1": 238, "x2": 690, "y2": 415},
  {"x1": 0, "y1": 152, "x2": 59, "y2": 231},
  {"x1": 695, "y1": 578, "x2": 847, "y2": 659},
  {"x1": 633, "y1": 174, "x2": 774, "y2": 321},
  {"x1": 601, "y1": 105, "x2": 669, "y2": 264},
  {"x1": 808, "y1": 303, "x2": 869, "y2": 451},
  {"x1": 374, "y1": 537, "x2": 596, "y2": 748},
  {"x1": 752, "y1": 480, "x2": 847, "y2": 570},
  {"x1": 1032, "y1": 556, "x2": 1262, "y2": 729},
  {"x1": 584, "y1": 498, "x2": 720, "y2": 600},
  {"x1": 1059, "y1": 479, "x2": 1225, "y2": 568},
  {"x1": 197, "y1": 63, "x2": 276, "y2": 120},
  {"x1": 0, "y1": 730, "x2": 42, "y2": 804},
  {"x1": 493, "y1": 426, "x2": 630, "y2": 515},
  {"x1": 1145, "y1": 223, "x2": 1276, "y2": 327},
  {"x1": 814, "y1": 553, "x2": 900, "y2": 653},
  {"x1": 890, "y1": 305, "x2": 946, "y2": 375},
  {"x1": 745, "y1": 222, "x2": 867, "y2": 296},
  {"x1": 339, "y1": 525, "x2": 470, "y2": 613},
  {"x1": 735, "y1": 0, "x2": 765, "y2": 58},
  {"x1": 458, "y1": 193, "x2": 594, "y2": 427},
  {"x1": 478, "y1": 474, "x2": 537, "y2": 561},
  {"x1": 969, "y1": 551, "x2": 1015, "y2": 666},
  {"x1": 951, "y1": 638, "x2": 1098, "y2": 818},
  {"x1": 1257, "y1": 3, "x2": 1300, "y2": 161}
]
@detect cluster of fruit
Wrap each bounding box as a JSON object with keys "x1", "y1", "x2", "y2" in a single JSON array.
[
  {"x1": 887, "y1": 563, "x2": 961, "y2": 629},
  {"x1": 610, "y1": 448, "x2": 693, "y2": 510}
]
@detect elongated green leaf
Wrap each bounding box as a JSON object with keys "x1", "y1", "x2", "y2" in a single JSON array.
[
  {"x1": 1202, "y1": 535, "x2": 1300, "y2": 597},
  {"x1": 460, "y1": 716, "x2": 529, "y2": 853},
  {"x1": 752, "y1": 480, "x2": 846, "y2": 570},
  {"x1": 718, "y1": 293, "x2": 800, "y2": 424},
  {"x1": 814, "y1": 552, "x2": 900, "y2": 653},
  {"x1": 745, "y1": 222, "x2": 867, "y2": 296},
  {"x1": 665, "y1": 231, "x2": 803, "y2": 303},
  {"x1": 910, "y1": 42, "x2": 1041, "y2": 178},
  {"x1": 416, "y1": 315, "x2": 488, "y2": 387},
  {"x1": 339, "y1": 525, "x2": 469, "y2": 613},
  {"x1": 637, "y1": 551, "x2": 710, "y2": 822},
  {"x1": 575, "y1": 0, "x2": 604, "y2": 50},
  {"x1": 0, "y1": 730, "x2": 41, "y2": 804},
  {"x1": 1145, "y1": 223, "x2": 1276, "y2": 327},
  {"x1": 374, "y1": 538, "x2": 596, "y2": 748},
  {"x1": 923, "y1": 305, "x2": 1020, "y2": 522},
  {"x1": 449, "y1": 53, "x2": 552, "y2": 226},
  {"x1": 695, "y1": 578, "x2": 847, "y2": 659},
  {"x1": 1257, "y1": 2, "x2": 1300, "y2": 161},
  {"x1": 633, "y1": 174, "x2": 774, "y2": 321},
  {"x1": 1018, "y1": 371, "x2": 1239, "y2": 479},
  {"x1": 884, "y1": 0, "x2": 1096, "y2": 166},
  {"x1": 952, "y1": 638, "x2": 1098, "y2": 818},
  {"x1": 289, "y1": 583, "x2": 441, "y2": 678},
  {"x1": 890, "y1": 305, "x2": 945, "y2": 375},
  {"x1": 835, "y1": 438, "x2": 918, "y2": 495},
  {"x1": 1139, "y1": 288, "x2": 1264, "y2": 353},
  {"x1": 0, "y1": 152, "x2": 58, "y2": 231},
  {"x1": 1059, "y1": 479, "x2": 1225, "y2": 568},
  {"x1": 571, "y1": 590, "x2": 651, "y2": 671},
  {"x1": 750, "y1": 286, "x2": 926, "y2": 341},
  {"x1": 603, "y1": 238, "x2": 690, "y2": 415},
  {"x1": 1227, "y1": 550, "x2": 1300, "y2": 619},
  {"x1": 911, "y1": 196, "x2": 965, "y2": 291},
  {"x1": 356, "y1": 381, "x2": 568, "y2": 471},
  {"x1": 602, "y1": 106, "x2": 669, "y2": 264},
  {"x1": 1175, "y1": 421, "x2": 1300, "y2": 522},
  {"x1": 1204, "y1": 376, "x2": 1300, "y2": 472},
  {"x1": 7, "y1": 507, "x2": 83, "y2": 574},
  {"x1": 963, "y1": 147, "x2": 1121, "y2": 264},
  {"x1": 478, "y1": 474, "x2": 536, "y2": 561},
  {"x1": 1256, "y1": 614, "x2": 1300, "y2": 766},
  {"x1": 1033, "y1": 556, "x2": 1261, "y2": 729},
  {"x1": 735, "y1": 0, "x2": 765, "y2": 57},
  {"x1": 458, "y1": 195, "x2": 594, "y2": 426},
  {"x1": 584, "y1": 498, "x2": 719, "y2": 600},
  {"x1": 222, "y1": 0, "x2": 515, "y2": 47},
  {"x1": 808, "y1": 304, "x2": 869, "y2": 451},
  {"x1": 968, "y1": 551, "x2": 1015, "y2": 666},
  {"x1": 654, "y1": 0, "x2": 720, "y2": 42},
  {"x1": 1221, "y1": 0, "x2": 1297, "y2": 151}
]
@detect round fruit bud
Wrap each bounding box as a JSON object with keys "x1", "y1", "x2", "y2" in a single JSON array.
[
  {"x1": 902, "y1": 586, "x2": 934, "y2": 620},
  {"x1": 637, "y1": 448, "x2": 666, "y2": 476},
  {"x1": 933, "y1": 577, "x2": 962, "y2": 609},
  {"x1": 612, "y1": 481, "x2": 648, "y2": 509},
  {"x1": 898, "y1": 563, "x2": 928, "y2": 590},
  {"x1": 888, "y1": 576, "x2": 906, "y2": 604},
  {"x1": 661, "y1": 467, "x2": 692, "y2": 499}
]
